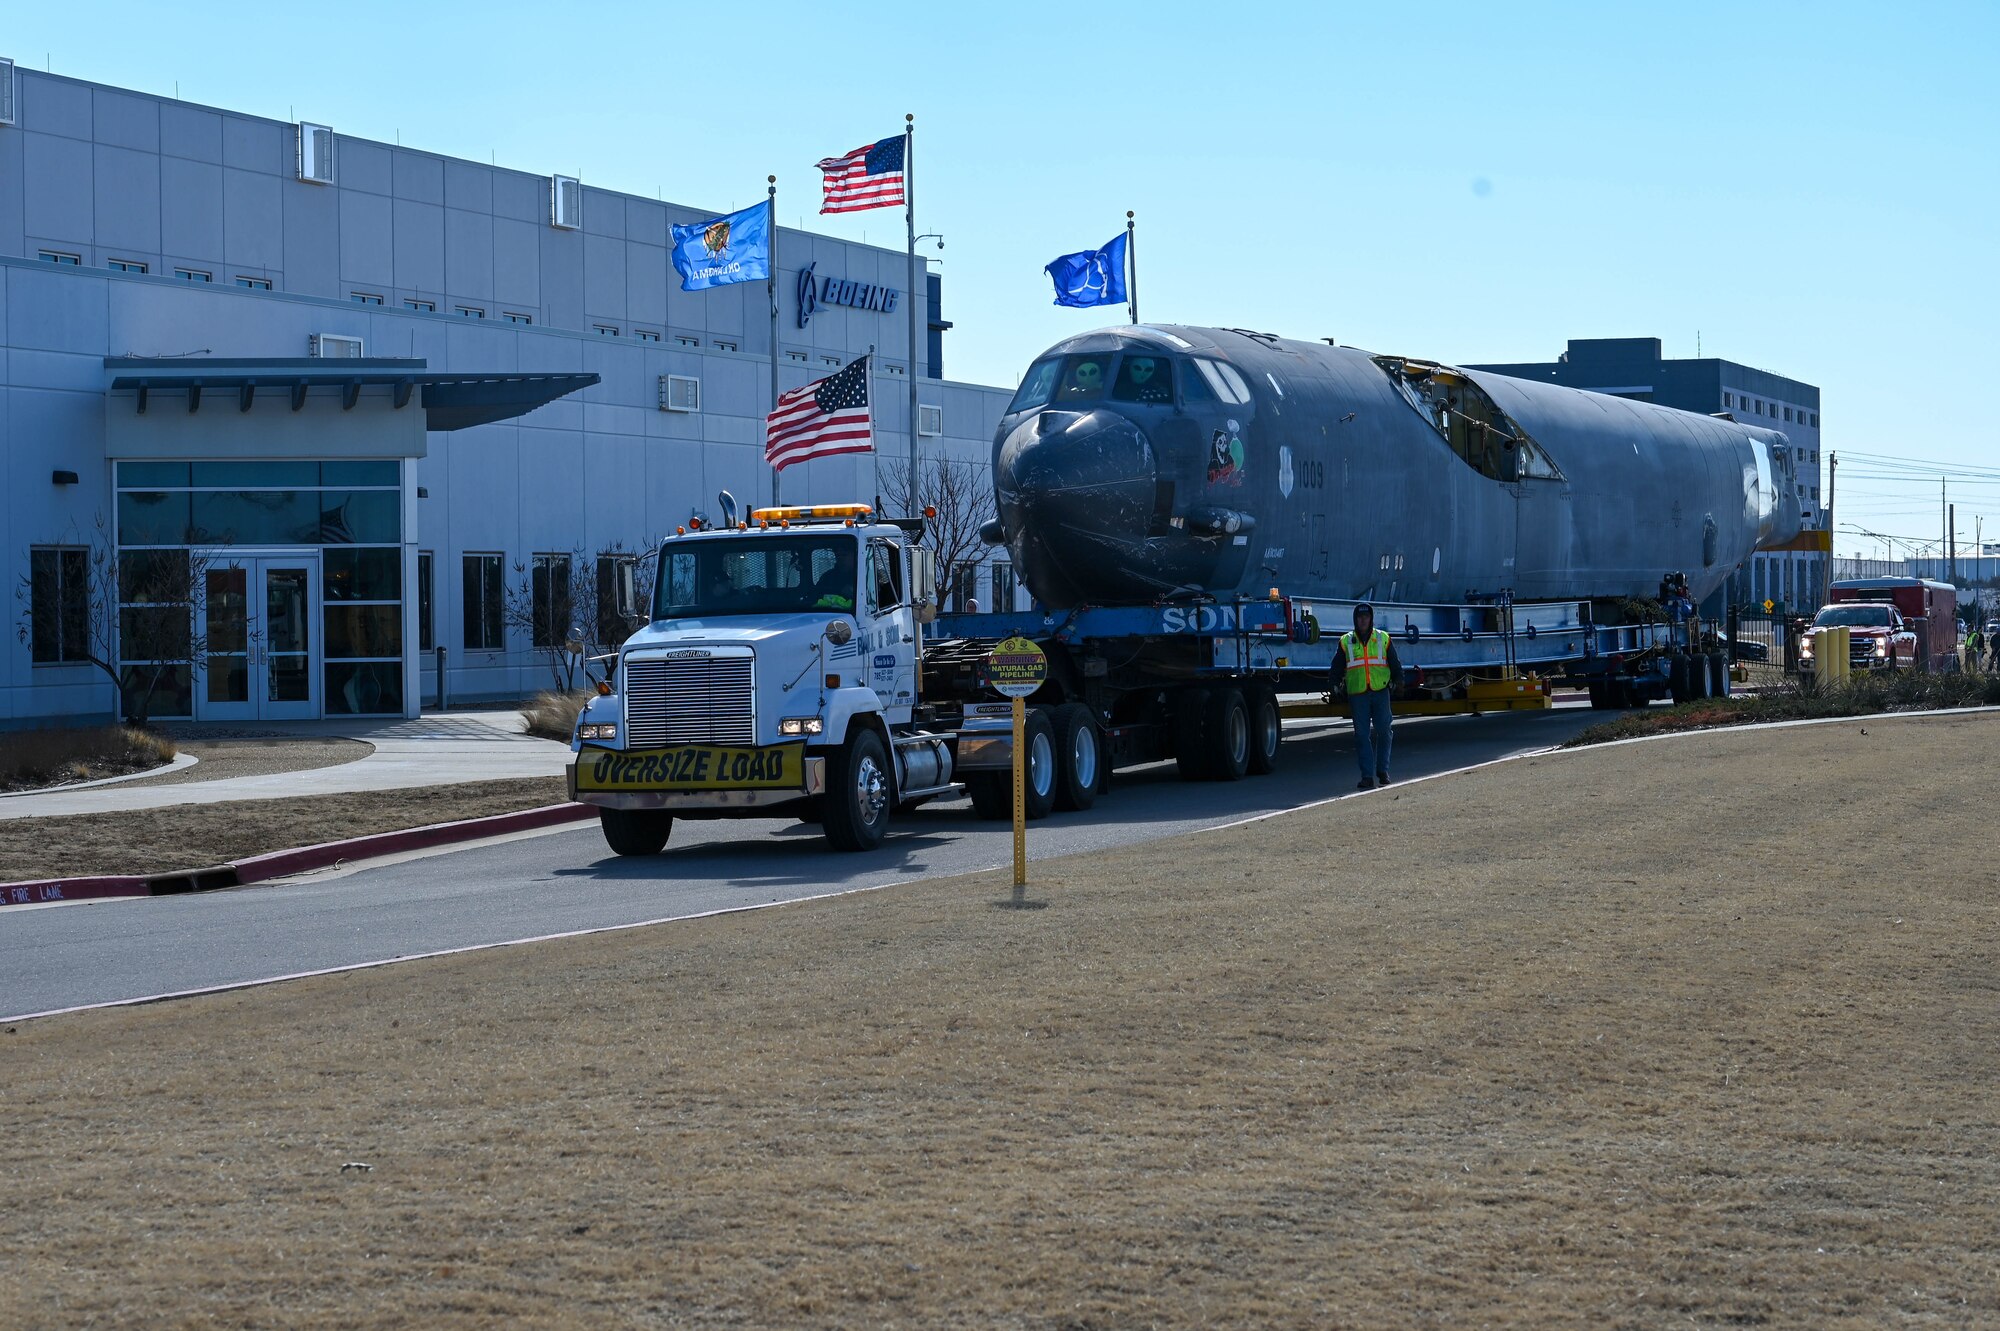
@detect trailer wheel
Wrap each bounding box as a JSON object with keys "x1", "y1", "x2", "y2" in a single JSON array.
[
  {"x1": 823, "y1": 728, "x2": 892, "y2": 852},
  {"x1": 1246, "y1": 685, "x2": 1282, "y2": 775},
  {"x1": 1202, "y1": 688, "x2": 1251, "y2": 782},
  {"x1": 1668, "y1": 654, "x2": 1692, "y2": 705},
  {"x1": 964, "y1": 771, "x2": 1009, "y2": 820},
  {"x1": 1021, "y1": 708, "x2": 1058, "y2": 819},
  {"x1": 600, "y1": 808, "x2": 672, "y2": 857},
  {"x1": 1587, "y1": 681, "x2": 1612, "y2": 710},
  {"x1": 1707, "y1": 651, "x2": 1729, "y2": 697},
  {"x1": 1051, "y1": 702, "x2": 1102, "y2": 812}
]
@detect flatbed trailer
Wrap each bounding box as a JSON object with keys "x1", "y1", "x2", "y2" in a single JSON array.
[{"x1": 922, "y1": 592, "x2": 1712, "y2": 793}]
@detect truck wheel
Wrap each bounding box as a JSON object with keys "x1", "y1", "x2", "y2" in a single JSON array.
[
  {"x1": 964, "y1": 771, "x2": 1009, "y2": 820},
  {"x1": 1051, "y1": 702, "x2": 1102, "y2": 812},
  {"x1": 1174, "y1": 687, "x2": 1214, "y2": 780},
  {"x1": 823, "y1": 729, "x2": 893, "y2": 852},
  {"x1": 1246, "y1": 685, "x2": 1281, "y2": 775},
  {"x1": 1708, "y1": 651, "x2": 1729, "y2": 697},
  {"x1": 1587, "y1": 681, "x2": 1610, "y2": 710},
  {"x1": 1202, "y1": 687, "x2": 1251, "y2": 782},
  {"x1": 1021, "y1": 707, "x2": 1058, "y2": 820},
  {"x1": 600, "y1": 808, "x2": 672, "y2": 856},
  {"x1": 1668, "y1": 655, "x2": 1692, "y2": 705}
]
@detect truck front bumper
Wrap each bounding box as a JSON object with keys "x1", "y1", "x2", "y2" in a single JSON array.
[{"x1": 567, "y1": 744, "x2": 826, "y2": 812}]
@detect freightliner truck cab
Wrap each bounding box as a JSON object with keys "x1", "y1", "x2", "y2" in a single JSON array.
[{"x1": 568, "y1": 502, "x2": 971, "y2": 854}]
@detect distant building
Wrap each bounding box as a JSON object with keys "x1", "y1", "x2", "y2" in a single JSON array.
[{"x1": 1471, "y1": 338, "x2": 1823, "y2": 614}]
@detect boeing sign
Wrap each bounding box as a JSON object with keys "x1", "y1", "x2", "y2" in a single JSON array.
[{"x1": 796, "y1": 262, "x2": 900, "y2": 328}]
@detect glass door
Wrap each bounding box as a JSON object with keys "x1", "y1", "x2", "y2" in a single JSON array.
[
  {"x1": 196, "y1": 555, "x2": 319, "y2": 720},
  {"x1": 201, "y1": 563, "x2": 256, "y2": 721},
  {"x1": 259, "y1": 562, "x2": 317, "y2": 719}
]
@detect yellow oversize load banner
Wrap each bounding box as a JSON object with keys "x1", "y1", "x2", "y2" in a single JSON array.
[{"x1": 575, "y1": 743, "x2": 806, "y2": 792}]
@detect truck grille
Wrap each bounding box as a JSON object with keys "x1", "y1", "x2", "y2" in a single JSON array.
[{"x1": 624, "y1": 653, "x2": 755, "y2": 747}]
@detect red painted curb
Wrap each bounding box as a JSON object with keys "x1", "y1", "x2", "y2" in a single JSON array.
[
  {"x1": 231, "y1": 803, "x2": 597, "y2": 884},
  {"x1": 0, "y1": 803, "x2": 596, "y2": 907},
  {"x1": 0, "y1": 875, "x2": 151, "y2": 907}
]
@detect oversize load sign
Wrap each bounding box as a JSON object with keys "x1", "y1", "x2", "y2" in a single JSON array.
[
  {"x1": 987, "y1": 636, "x2": 1047, "y2": 699},
  {"x1": 576, "y1": 743, "x2": 805, "y2": 792}
]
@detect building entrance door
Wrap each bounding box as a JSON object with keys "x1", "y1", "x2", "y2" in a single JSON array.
[{"x1": 198, "y1": 555, "x2": 320, "y2": 721}]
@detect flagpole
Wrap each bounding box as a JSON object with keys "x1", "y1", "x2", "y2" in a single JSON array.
[
  {"x1": 904, "y1": 112, "x2": 919, "y2": 510},
  {"x1": 1126, "y1": 210, "x2": 1138, "y2": 326},
  {"x1": 768, "y1": 175, "x2": 780, "y2": 507}
]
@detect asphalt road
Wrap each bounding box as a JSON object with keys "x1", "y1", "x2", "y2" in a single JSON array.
[{"x1": 2, "y1": 705, "x2": 1608, "y2": 1021}]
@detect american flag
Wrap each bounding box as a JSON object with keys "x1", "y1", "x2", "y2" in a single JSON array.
[
  {"x1": 765, "y1": 355, "x2": 873, "y2": 472},
  {"x1": 815, "y1": 136, "x2": 906, "y2": 214}
]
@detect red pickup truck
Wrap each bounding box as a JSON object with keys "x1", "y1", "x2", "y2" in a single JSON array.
[{"x1": 1799, "y1": 577, "x2": 1959, "y2": 674}]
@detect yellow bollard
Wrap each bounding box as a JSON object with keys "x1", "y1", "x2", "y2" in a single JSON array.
[
  {"x1": 1815, "y1": 627, "x2": 1833, "y2": 687},
  {"x1": 1834, "y1": 626, "x2": 1851, "y2": 682}
]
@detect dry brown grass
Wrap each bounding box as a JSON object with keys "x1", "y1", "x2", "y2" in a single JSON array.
[
  {"x1": 0, "y1": 777, "x2": 565, "y2": 880},
  {"x1": 0, "y1": 724, "x2": 176, "y2": 792},
  {"x1": 5, "y1": 714, "x2": 1999, "y2": 1328}
]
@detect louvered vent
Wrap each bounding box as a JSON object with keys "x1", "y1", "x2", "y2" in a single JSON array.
[
  {"x1": 659, "y1": 374, "x2": 701, "y2": 412},
  {"x1": 297, "y1": 121, "x2": 333, "y2": 183},
  {"x1": 0, "y1": 59, "x2": 16, "y2": 127},
  {"x1": 310, "y1": 333, "x2": 364, "y2": 359},
  {"x1": 551, "y1": 175, "x2": 582, "y2": 229}
]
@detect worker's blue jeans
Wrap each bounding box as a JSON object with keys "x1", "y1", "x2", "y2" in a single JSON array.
[{"x1": 1348, "y1": 688, "x2": 1393, "y2": 779}]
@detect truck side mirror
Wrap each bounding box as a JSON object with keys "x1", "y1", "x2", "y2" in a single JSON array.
[
  {"x1": 910, "y1": 547, "x2": 939, "y2": 624},
  {"x1": 614, "y1": 558, "x2": 639, "y2": 623}
]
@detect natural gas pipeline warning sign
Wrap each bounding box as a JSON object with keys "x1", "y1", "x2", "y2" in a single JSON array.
[{"x1": 986, "y1": 636, "x2": 1047, "y2": 699}]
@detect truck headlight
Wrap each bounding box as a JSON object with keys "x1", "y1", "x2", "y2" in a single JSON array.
[
  {"x1": 1800, "y1": 637, "x2": 1814, "y2": 656},
  {"x1": 779, "y1": 717, "x2": 825, "y2": 735},
  {"x1": 578, "y1": 722, "x2": 618, "y2": 740},
  {"x1": 1875, "y1": 639, "x2": 1890, "y2": 656}
]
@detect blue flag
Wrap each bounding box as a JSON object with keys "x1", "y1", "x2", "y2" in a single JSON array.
[
  {"x1": 1045, "y1": 231, "x2": 1129, "y2": 310},
  {"x1": 671, "y1": 201, "x2": 771, "y2": 292}
]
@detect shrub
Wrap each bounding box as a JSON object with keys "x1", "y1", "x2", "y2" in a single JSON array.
[
  {"x1": 1564, "y1": 670, "x2": 2000, "y2": 748},
  {"x1": 521, "y1": 690, "x2": 596, "y2": 742}
]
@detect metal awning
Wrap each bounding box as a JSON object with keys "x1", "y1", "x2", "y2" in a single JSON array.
[{"x1": 103, "y1": 358, "x2": 599, "y2": 432}]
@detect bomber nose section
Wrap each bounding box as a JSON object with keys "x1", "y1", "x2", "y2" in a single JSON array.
[{"x1": 995, "y1": 408, "x2": 1157, "y2": 607}]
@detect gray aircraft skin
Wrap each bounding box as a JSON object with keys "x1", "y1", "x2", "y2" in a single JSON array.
[{"x1": 992, "y1": 325, "x2": 1803, "y2": 610}]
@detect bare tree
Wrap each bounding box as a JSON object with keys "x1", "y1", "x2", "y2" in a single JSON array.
[
  {"x1": 881, "y1": 453, "x2": 994, "y2": 611},
  {"x1": 15, "y1": 513, "x2": 216, "y2": 727},
  {"x1": 504, "y1": 543, "x2": 647, "y2": 692}
]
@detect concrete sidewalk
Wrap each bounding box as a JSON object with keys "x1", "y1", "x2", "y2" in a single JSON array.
[{"x1": 0, "y1": 710, "x2": 570, "y2": 821}]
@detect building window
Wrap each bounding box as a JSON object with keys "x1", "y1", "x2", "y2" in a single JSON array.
[
  {"x1": 1810, "y1": 413, "x2": 1818, "y2": 427},
  {"x1": 918, "y1": 404, "x2": 943, "y2": 437},
  {"x1": 675, "y1": 335, "x2": 700, "y2": 347},
  {"x1": 823, "y1": 356, "x2": 842, "y2": 367},
  {"x1": 404, "y1": 299, "x2": 435, "y2": 312},
  {"x1": 885, "y1": 363, "x2": 906, "y2": 376},
  {"x1": 351, "y1": 292, "x2": 384, "y2": 305},
  {"x1": 457, "y1": 306, "x2": 485, "y2": 319},
  {"x1": 463, "y1": 554, "x2": 504, "y2": 650},
  {"x1": 175, "y1": 268, "x2": 212, "y2": 283},
  {"x1": 237, "y1": 276, "x2": 273, "y2": 290},
  {"x1": 785, "y1": 350, "x2": 808, "y2": 362},
  {"x1": 635, "y1": 329, "x2": 661, "y2": 343},
  {"x1": 28, "y1": 547, "x2": 91, "y2": 664},
  {"x1": 109, "y1": 259, "x2": 148, "y2": 274},
  {"x1": 951, "y1": 564, "x2": 978, "y2": 612},
  {"x1": 38, "y1": 250, "x2": 81, "y2": 265},
  {"x1": 1723, "y1": 392, "x2": 1734, "y2": 409},
  {"x1": 990, "y1": 562, "x2": 1016, "y2": 612},
  {"x1": 713, "y1": 339, "x2": 736, "y2": 351},
  {"x1": 417, "y1": 551, "x2": 435, "y2": 653},
  {"x1": 504, "y1": 312, "x2": 533, "y2": 325},
  {"x1": 530, "y1": 554, "x2": 572, "y2": 649},
  {"x1": 595, "y1": 324, "x2": 620, "y2": 337},
  {"x1": 1784, "y1": 406, "x2": 1794, "y2": 422}
]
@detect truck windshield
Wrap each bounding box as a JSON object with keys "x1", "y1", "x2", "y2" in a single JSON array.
[
  {"x1": 656, "y1": 536, "x2": 858, "y2": 618},
  {"x1": 1814, "y1": 605, "x2": 1893, "y2": 627}
]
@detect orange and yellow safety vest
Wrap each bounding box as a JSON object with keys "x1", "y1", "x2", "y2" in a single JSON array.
[{"x1": 1342, "y1": 628, "x2": 1392, "y2": 693}]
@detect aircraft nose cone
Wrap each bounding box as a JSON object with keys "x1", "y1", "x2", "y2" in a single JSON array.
[{"x1": 995, "y1": 408, "x2": 1156, "y2": 606}]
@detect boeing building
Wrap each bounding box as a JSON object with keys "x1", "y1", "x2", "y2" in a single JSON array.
[{"x1": 0, "y1": 60, "x2": 1013, "y2": 727}]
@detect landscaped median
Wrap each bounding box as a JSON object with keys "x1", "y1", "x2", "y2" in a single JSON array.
[
  {"x1": 0, "y1": 777, "x2": 583, "y2": 904},
  {"x1": 1565, "y1": 669, "x2": 2000, "y2": 746},
  {"x1": 0, "y1": 725, "x2": 178, "y2": 793}
]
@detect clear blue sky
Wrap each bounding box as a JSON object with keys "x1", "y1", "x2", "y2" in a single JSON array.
[{"x1": 12, "y1": 1, "x2": 1997, "y2": 554}]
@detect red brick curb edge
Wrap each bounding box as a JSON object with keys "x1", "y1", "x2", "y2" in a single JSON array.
[{"x1": 1, "y1": 803, "x2": 595, "y2": 909}]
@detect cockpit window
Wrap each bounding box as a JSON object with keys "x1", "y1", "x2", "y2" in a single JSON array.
[
  {"x1": 1112, "y1": 355, "x2": 1174, "y2": 404},
  {"x1": 1056, "y1": 355, "x2": 1110, "y2": 401},
  {"x1": 1008, "y1": 358, "x2": 1062, "y2": 413},
  {"x1": 1191, "y1": 358, "x2": 1253, "y2": 406}
]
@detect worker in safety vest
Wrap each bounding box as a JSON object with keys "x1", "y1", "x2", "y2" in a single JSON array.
[
  {"x1": 1966, "y1": 624, "x2": 1983, "y2": 669},
  {"x1": 1330, "y1": 603, "x2": 1403, "y2": 790}
]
